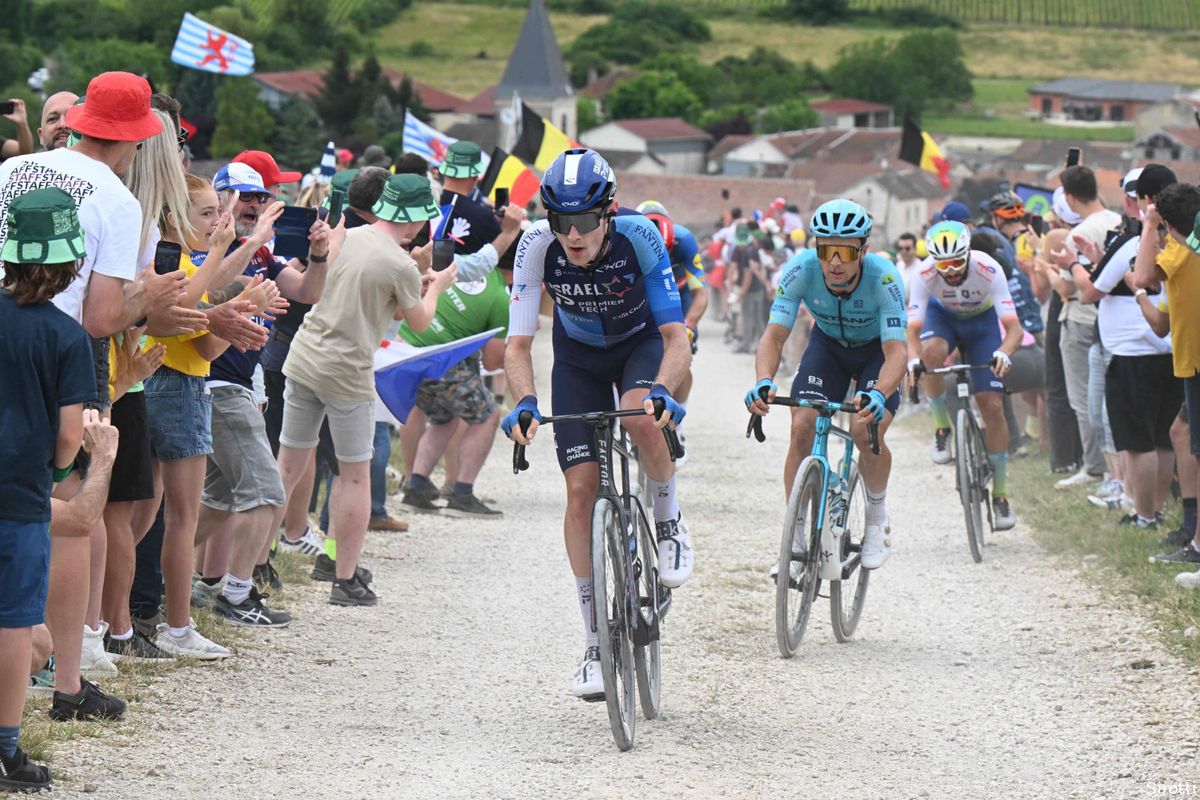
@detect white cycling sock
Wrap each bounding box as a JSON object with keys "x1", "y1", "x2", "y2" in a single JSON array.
[
  {"x1": 222, "y1": 574, "x2": 252, "y2": 605},
  {"x1": 649, "y1": 474, "x2": 680, "y2": 522},
  {"x1": 577, "y1": 577, "x2": 598, "y2": 646},
  {"x1": 865, "y1": 487, "x2": 888, "y2": 526}
]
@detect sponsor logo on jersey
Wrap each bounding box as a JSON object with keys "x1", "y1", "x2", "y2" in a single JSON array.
[{"x1": 880, "y1": 273, "x2": 896, "y2": 285}]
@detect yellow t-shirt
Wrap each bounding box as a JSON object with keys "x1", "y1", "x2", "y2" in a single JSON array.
[
  {"x1": 1158, "y1": 236, "x2": 1200, "y2": 377},
  {"x1": 146, "y1": 252, "x2": 211, "y2": 378}
]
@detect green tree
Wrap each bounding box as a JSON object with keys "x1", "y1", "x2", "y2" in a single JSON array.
[
  {"x1": 607, "y1": 72, "x2": 700, "y2": 122},
  {"x1": 315, "y1": 45, "x2": 361, "y2": 138},
  {"x1": 757, "y1": 99, "x2": 818, "y2": 133},
  {"x1": 50, "y1": 39, "x2": 171, "y2": 95},
  {"x1": 266, "y1": 97, "x2": 326, "y2": 173},
  {"x1": 566, "y1": 0, "x2": 710, "y2": 85},
  {"x1": 785, "y1": 0, "x2": 849, "y2": 25},
  {"x1": 389, "y1": 75, "x2": 428, "y2": 123},
  {"x1": 577, "y1": 96, "x2": 600, "y2": 132},
  {"x1": 210, "y1": 77, "x2": 275, "y2": 158},
  {"x1": 697, "y1": 105, "x2": 754, "y2": 140}
]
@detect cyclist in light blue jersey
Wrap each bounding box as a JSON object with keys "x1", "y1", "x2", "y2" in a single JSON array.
[{"x1": 745, "y1": 199, "x2": 908, "y2": 570}]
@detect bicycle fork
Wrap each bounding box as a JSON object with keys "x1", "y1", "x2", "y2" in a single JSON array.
[{"x1": 818, "y1": 478, "x2": 852, "y2": 582}]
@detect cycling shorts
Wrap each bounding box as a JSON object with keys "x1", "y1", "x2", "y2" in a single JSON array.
[
  {"x1": 550, "y1": 327, "x2": 662, "y2": 472},
  {"x1": 791, "y1": 326, "x2": 900, "y2": 416},
  {"x1": 919, "y1": 303, "x2": 1005, "y2": 394}
]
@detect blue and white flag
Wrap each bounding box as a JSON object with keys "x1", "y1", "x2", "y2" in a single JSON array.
[
  {"x1": 374, "y1": 329, "x2": 501, "y2": 424},
  {"x1": 170, "y1": 13, "x2": 255, "y2": 76},
  {"x1": 318, "y1": 141, "x2": 336, "y2": 185},
  {"x1": 402, "y1": 109, "x2": 457, "y2": 165}
]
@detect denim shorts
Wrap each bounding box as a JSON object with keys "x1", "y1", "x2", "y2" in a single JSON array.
[
  {"x1": 202, "y1": 384, "x2": 286, "y2": 512},
  {"x1": 144, "y1": 367, "x2": 213, "y2": 461},
  {"x1": 0, "y1": 519, "x2": 50, "y2": 628}
]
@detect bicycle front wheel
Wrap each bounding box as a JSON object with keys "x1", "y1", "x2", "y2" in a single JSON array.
[
  {"x1": 955, "y1": 409, "x2": 986, "y2": 563},
  {"x1": 776, "y1": 459, "x2": 824, "y2": 658},
  {"x1": 592, "y1": 498, "x2": 636, "y2": 751},
  {"x1": 630, "y1": 488, "x2": 662, "y2": 720},
  {"x1": 830, "y1": 464, "x2": 870, "y2": 642}
]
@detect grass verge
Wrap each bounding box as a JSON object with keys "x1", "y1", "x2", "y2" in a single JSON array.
[{"x1": 923, "y1": 115, "x2": 1134, "y2": 142}]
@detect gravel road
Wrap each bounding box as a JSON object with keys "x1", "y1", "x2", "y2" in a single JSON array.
[{"x1": 48, "y1": 325, "x2": 1200, "y2": 799}]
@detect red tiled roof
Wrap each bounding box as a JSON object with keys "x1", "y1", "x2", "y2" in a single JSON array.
[
  {"x1": 581, "y1": 69, "x2": 635, "y2": 99},
  {"x1": 253, "y1": 70, "x2": 464, "y2": 111},
  {"x1": 456, "y1": 85, "x2": 498, "y2": 116},
  {"x1": 709, "y1": 134, "x2": 756, "y2": 161},
  {"x1": 811, "y1": 99, "x2": 892, "y2": 115},
  {"x1": 767, "y1": 128, "x2": 901, "y2": 163},
  {"x1": 613, "y1": 117, "x2": 710, "y2": 142},
  {"x1": 616, "y1": 173, "x2": 815, "y2": 232},
  {"x1": 785, "y1": 160, "x2": 884, "y2": 195},
  {"x1": 1162, "y1": 126, "x2": 1200, "y2": 149}
]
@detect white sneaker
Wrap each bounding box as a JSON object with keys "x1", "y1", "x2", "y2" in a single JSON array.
[
  {"x1": 655, "y1": 514, "x2": 694, "y2": 588},
  {"x1": 1055, "y1": 468, "x2": 1102, "y2": 490},
  {"x1": 1174, "y1": 570, "x2": 1200, "y2": 589},
  {"x1": 570, "y1": 645, "x2": 604, "y2": 698},
  {"x1": 277, "y1": 525, "x2": 323, "y2": 557},
  {"x1": 931, "y1": 428, "x2": 953, "y2": 465},
  {"x1": 154, "y1": 624, "x2": 231, "y2": 660},
  {"x1": 860, "y1": 523, "x2": 892, "y2": 570},
  {"x1": 81, "y1": 622, "x2": 118, "y2": 676},
  {"x1": 191, "y1": 576, "x2": 225, "y2": 609}
]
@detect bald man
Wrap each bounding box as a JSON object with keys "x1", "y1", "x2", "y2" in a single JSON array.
[{"x1": 37, "y1": 91, "x2": 78, "y2": 151}]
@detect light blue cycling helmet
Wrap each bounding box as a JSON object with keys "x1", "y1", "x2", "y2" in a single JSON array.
[
  {"x1": 540, "y1": 148, "x2": 617, "y2": 213},
  {"x1": 809, "y1": 199, "x2": 873, "y2": 240}
]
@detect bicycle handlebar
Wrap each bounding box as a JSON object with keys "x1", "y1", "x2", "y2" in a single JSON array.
[
  {"x1": 512, "y1": 404, "x2": 685, "y2": 475},
  {"x1": 746, "y1": 389, "x2": 879, "y2": 455},
  {"x1": 908, "y1": 362, "x2": 995, "y2": 404}
]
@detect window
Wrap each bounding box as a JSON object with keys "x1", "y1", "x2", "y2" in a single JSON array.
[
  {"x1": 1109, "y1": 105, "x2": 1124, "y2": 122},
  {"x1": 854, "y1": 113, "x2": 869, "y2": 128},
  {"x1": 1041, "y1": 97, "x2": 1052, "y2": 115}
]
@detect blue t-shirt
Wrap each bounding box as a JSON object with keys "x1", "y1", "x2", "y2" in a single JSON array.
[
  {"x1": 206, "y1": 245, "x2": 285, "y2": 389},
  {"x1": 769, "y1": 249, "x2": 907, "y2": 346},
  {"x1": 437, "y1": 190, "x2": 501, "y2": 256},
  {"x1": 0, "y1": 290, "x2": 96, "y2": 522}
]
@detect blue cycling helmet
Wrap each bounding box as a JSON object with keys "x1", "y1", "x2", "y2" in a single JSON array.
[
  {"x1": 540, "y1": 148, "x2": 616, "y2": 213},
  {"x1": 809, "y1": 199, "x2": 873, "y2": 240}
]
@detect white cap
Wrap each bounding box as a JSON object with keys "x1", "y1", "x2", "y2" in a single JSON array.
[
  {"x1": 1123, "y1": 167, "x2": 1144, "y2": 198},
  {"x1": 1052, "y1": 186, "x2": 1082, "y2": 225}
]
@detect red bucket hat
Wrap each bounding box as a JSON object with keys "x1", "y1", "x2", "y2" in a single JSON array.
[
  {"x1": 65, "y1": 72, "x2": 162, "y2": 142},
  {"x1": 233, "y1": 150, "x2": 301, "y2": 188}
]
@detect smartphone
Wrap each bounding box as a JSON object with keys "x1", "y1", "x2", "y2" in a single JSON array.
[
  {"x1": 1029, "y1": 214, "x2": 1045, "y2": 236},
  {"x1": 328, "y1": 188, "x2": 345, "y2": 230},
  {"x1": 0, "y1": 101, "x2": 14, "y2": 116},
  {"x1": 432, "y1": 238, "x2": 455, "y2": 272},
  {"x1": 273, "y1": 205, "x2": 318, "y2": 260},
  {"x1": 153, "y1": 241, "x2": 183, "y2": 275},
  {"x1": 494, "y1": 187, "x2": 509, "y2": 215},
  {"x1": 1066, "y1": 147, "x2": 1081, "y2": 167}
]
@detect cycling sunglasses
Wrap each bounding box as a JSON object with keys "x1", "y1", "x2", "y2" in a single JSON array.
[
  {"x1": 934, "y1": 257, "x2": 968, "y2": 272},
  {"x1": 547, "y1": 209, "x2": 606, "y2": 236},
  {"x1": 816, "y1": 243, "x2": 862, "y2": 263}
]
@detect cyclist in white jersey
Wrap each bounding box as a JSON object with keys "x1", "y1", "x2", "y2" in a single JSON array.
[{"x1": 907, "y1": 221, "x2": 1024, "y2": 530}]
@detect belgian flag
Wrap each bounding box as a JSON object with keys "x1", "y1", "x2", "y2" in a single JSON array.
[
  {"x1": 899, "y1": 118, "x2": 951, "y2": 190},
  {"x1": 478, "y1": 147, "x2": 541, "y2": 207},
  {"x1": 512, "y1": 102, "x2": 577, "y2": 171}
]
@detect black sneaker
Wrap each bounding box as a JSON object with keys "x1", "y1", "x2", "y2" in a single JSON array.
[
  {"x1": 310, "y1": 553, "x2": 373, "y2": 585},
  {"x1": 0, "y1": 746, "x2": 51, "y2": 793},
  {"x1": 48, "y1": 678, "x2": 126, "y2": 722},
  {"x1": 104, "y1": 630, "x2": 174, "y2": 663},
  {"x1": 253, "y1": 561, "x2": 283, "y2": 593},
  {"x1": 131, "y1": 609, "x2": 164, "y2": 640},
  {"x1": 214, "y1": 586, "x2": 292, "y2": 628},
  {"x1": 444, "y1": 492, "x2": 502, "y2": 518},
  {"x1": 401, "y1": 485, "x2": 442, "y2": 513},
  {"x1": 329, "y1": 575, "x2": 378, "y2": 607},
  {"x1": 1150, "y1": 542, "x2": 1200, "y2": 564},
  {"x1": 1159, "y1": 527, "x2": 1192, "y2": 550}
]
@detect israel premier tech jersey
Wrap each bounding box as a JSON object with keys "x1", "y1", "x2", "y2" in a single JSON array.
[
  {"x1": 769, "y1": 249, "x2": 907, "y2": 346},
  {"x1": 508, "y1": 214, "x2": 684, "y2": 348}
]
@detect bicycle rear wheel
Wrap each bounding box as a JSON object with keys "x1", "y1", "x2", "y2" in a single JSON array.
[
  {"x1": 775, "y1": 459, "x2": 824, "y2": 658},
  {"x1": 592, "y1": 498, "x2": 636, "y2": 751},
  {"x1": 955, "y1": 409, "x2": 986, "y2": 563},
  {"x1": 830, "y1": 464, "x2": 870, "y2": 642},
  {"x1": 630, "y1": 489, "x2": 662, "y2": 720}
]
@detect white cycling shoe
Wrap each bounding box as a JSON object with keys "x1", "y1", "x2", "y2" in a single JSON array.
[
  {"x1": 656, "y1": 514, "x2": 694, "y2": 588},
  {"x1": 860, "y1": 522, "x2": 892, "y2": 570},
  {"x1": 571, "y1": 645, "x2": 604, "y2": 698}
]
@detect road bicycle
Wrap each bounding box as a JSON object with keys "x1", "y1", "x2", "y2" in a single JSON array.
[
  {"x1": 747, "y1": 392, "x2": 879, "y2": 658},
  {"x1": 513, "y1": 404, "x2": 683, "y2": 751},
  {"x1": 910, "y1": 364, "x2": 993, "y2": 563}
]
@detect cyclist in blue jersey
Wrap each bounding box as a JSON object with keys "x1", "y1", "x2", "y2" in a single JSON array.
[
  {"x1": 745, "y1": 199, "x2": 908, "y2": 571},
  {"x1": 502, "y1": 149, "x2": 693, "y2": 698}
]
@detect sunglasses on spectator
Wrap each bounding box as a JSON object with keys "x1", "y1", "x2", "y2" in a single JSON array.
[
  {"x1": 547, "y1": 209, "x2": 606, "y2": 236},
  {"x1": 934, "y1": 257, "x2": 968, "y2": 272},
  {"x1": 177, "y1": 128, "x2": 188, "y2": 150},
  {"x1": 239, "y1": 193, "x2": 273, "y2": 205},
  {"x1": 816, "y1": 243, "x2": 861, "y2": 263},
  {"x1": 898, "y1": 244, "x2": 914, "y2": 251}
]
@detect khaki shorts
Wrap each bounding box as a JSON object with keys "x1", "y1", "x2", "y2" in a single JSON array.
[
  {"x1": 279, "y1": 378, "x2": 375, "y2": 463},
  {"x1": 202, "y1": 384, "x2": 286, "y2": 513}
]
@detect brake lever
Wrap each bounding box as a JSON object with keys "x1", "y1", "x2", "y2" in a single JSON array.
[
  {"x1": 512, "y1": 411, "x2": 532, "y2": 474},
  {"x1": 867, "y1": 421, "x2": 881, "y2": 455},
  {"x1": 747, "y1": 385, "x2": 769, "y2": 443},
  {"x1": 651, "y1": 398, "x2": 685, "y2": 462}
]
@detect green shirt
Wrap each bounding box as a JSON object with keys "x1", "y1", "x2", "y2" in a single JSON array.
[{"x1": 399, "y1": 269, "x2": 509, "y2": 347}]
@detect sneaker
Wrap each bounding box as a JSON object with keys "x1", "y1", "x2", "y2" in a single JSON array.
[
  {"x1": 768, "y1": 556, "x2": 805, "y2": 587},
  {"x1": 277, "y1": 526, "x2": 323, "y2": 557},
  {"x1": 860, "y1": 523, "x2": 892, "y2": 570},
  {"x1": 1119, "y1": 513, "x2": 1158, "y2": 530},
  {"x1": 444, "y1": 492, "x2": 503, "y2": 518},
  {"x1": 1159, "y1": 527, "x2": 1192, "y2": 550},
  {"x1": 310, "y1": 553, "x2": 373, "y2": 585},
  {"x1": 214, "y1": 586, "x2": 292, "y2": 628},
  {"x1": 1150, "y1": 542, "x2": 1200, "y2": 565},
  {"x1": 131, "y1": 609, "x2": 164, "y2": 640},
  {"x1": 1086, "y1": 479, "x2": 1124, "y2": 509},
  {"x1": 992, "y1": 496, "x2": 1017, "y2": 531},
  {"x1": 80, "y1": 622, "x2": 118, "y2": 677},
  {"x1": 27, "y1": 657, "x2": 55, "y2": 698},
  {"x1": 48, "y1": 678, "x2": 126, "y2": 722},
  {"x1": 570, "y1": 646, "x2": 604, "y2": 698},
  {"x1": 1051, "y1": 461, "x2": 1080, "y2": 475},
  {"x1": 1055, "y1": 468, "x2": 1103, "y2": 490},
  {"x1": 0, "y1": 747, "x2": 51, "y2": 793},
  {"x1": 931, "y1": 427, "x2": 952, "y2": 465},
  {"x1": 402, "y1": 485, "x2": 442, "y2": 513},
  {"x1": 368, "y1": 515, "x2": 410, "y2": 532},
  {"x1": 252, "y1": 561, "x2": 283, "y2": 593},
  {"x1": 104, "y1": 629, "x2": 175, "y2": 663},
  {"x1": 329, "y1": 575, "x2": 378, "y2": 607},
  {"x1": 1175, "y1": 570, "x2": 1200, "y2": 589},
  {"x1": 154, "y1": 624, "x2": 230, "y2": 660},
  {"x1": 655, "y1": 515, "x2": 694, "y2": 588},
  {"x1": 191, "y1": 577, "x2": 225, "y2": 610}
]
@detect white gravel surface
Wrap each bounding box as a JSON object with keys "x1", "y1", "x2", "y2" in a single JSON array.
[{"x1": 47, "y1": 325, "x2": 1200, "y2": 799}]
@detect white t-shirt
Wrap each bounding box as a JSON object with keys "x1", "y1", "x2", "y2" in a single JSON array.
[
  {"x1": 1060, "y1": 209, "x2": 1122, "y2": 326},
  {"x1": 0, "y1": 148, "x2": 143, "y2": 323},
  {"x1": 1093, "y1": 235, "x2": 1171, "y2": 356},
  {"x1": 908, "y1": 250, "x2": 1016, "y2": 323}
]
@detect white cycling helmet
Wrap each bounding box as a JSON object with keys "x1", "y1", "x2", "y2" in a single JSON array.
[{"x1": 925, "y1": 221, "x2": 970, "y2": 274}]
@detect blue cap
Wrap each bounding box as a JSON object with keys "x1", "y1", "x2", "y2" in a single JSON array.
[
  {"x1": 212, "y1": 162, "x2": 273, "y2": 196},
  {"x1": 938, "y1": 201, "x2": 970, "y2": 223}
]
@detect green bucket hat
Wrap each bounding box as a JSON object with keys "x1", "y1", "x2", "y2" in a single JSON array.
[
  {"x1": 733, "y1": 223, "x2": 752, "y2": 247},
  {"x1": 321, "y1": 168, "x2": 359, "y2": 210},
  {"x1": 1188, "y1": 210, "x2": 1200, "y2": 254},
  {"x1": 439, "y1": 141, "x2": 483, "y2": 179},
  {"x1": 1, "y1": 187, "x2": 87, "y2": 265},
  {"x1": 371, "y1": 173, "x2": 439, "y2": 223}
]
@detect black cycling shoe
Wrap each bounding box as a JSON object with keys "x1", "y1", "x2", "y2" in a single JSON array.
[
  {"x1": 0, "y1": 746, "x2": 51, "y2": 793},
  {"x1": 48, "y1": 678, "x2": 126, "y2": 722},
  {"x1": 310, "y1": 554, "x2": 373, "y2": 585}
]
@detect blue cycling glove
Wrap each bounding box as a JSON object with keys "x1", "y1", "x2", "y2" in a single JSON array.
[
  {"x1": 744, "y1": 378, "x2": 777, "y2": 410},
  {"x1": 501, "y1": 395, "x2": 541, "y2": 438},
  {"x1": 647, "y1": 383, "x2": 686, "y2": 425},
  {"x1": 856, "y1": 389, "x2": 888, "y2": 423}
]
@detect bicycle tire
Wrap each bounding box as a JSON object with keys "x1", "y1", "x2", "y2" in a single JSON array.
[
  {"x1": 830, "y1": 463, "x2": 870, "y2": 642},
  {"x1": 955, "y1": 409, "x2": 986, "y2": 563},
  {"x1": 630, "y1": 488, "x2": 662, "y2": 720},
  {"x1": 775, "y1": 459, "x2": 824, "y2": 658},
  {"x1": 591, "y1": 498, "x2": 636, "y2": 751}
]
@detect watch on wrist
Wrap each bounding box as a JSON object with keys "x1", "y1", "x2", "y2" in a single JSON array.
[{"x1": 309, "y1": 253, "x2": 327, "y2": 263}]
